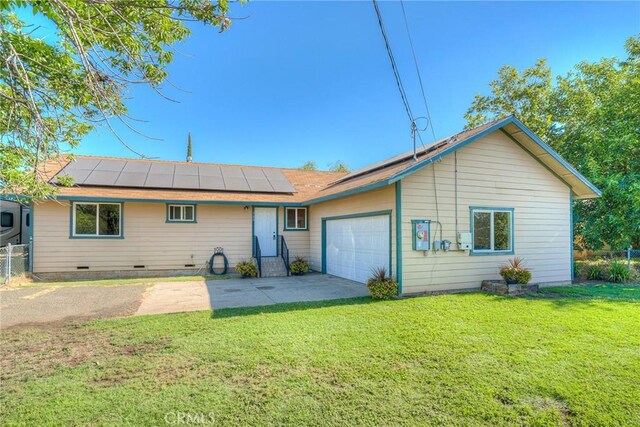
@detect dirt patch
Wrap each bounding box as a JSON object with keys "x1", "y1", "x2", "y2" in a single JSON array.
[{"x1": 0, "y1": 325, "x2": 172, "y2": 384}]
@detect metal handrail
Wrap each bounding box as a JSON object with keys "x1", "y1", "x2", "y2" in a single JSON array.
[
  {"x1": 280, "y1": 235, "x2": 290, "y2": 276},
  {"x1": 254, "y1": 236, "x2": 262, "y2": 278}
]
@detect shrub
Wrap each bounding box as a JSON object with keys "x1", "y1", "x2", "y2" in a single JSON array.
[
  {"x1": 500, "y1": 257, "x2": 531, "y2": 284},
  {"x1": 236, "y1": 260, "x2": 258, "y2": 278},
  {"x1": 499, "y1": 267, "x2": 518, "y2": 282},
  {"x1": 515, "y1": 269, "x2": 532, "y2": 284},
  {"x1": 587, "y1": 264, "x2": 604, "y2": 280},
  {"x1": 573, "y1": 262, "x2": 583, "y2": 279},
  {"x1": 608, "y1": 261, "x2": 629, "y2": 283},
  {"x1": 289, "y1": 257, "x2": 309, "y2": 275},
  {"x1": 366, "y1": 267, "x2": 398, "y2": 300}
]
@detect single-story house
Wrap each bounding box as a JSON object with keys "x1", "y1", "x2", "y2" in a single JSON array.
[{"x1": 31, "y1": 116, "x2": 600, "y2": 294}]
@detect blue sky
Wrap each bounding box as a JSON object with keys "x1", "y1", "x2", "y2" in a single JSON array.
[{"x1": 74, "y1": 1, "x2": 639, "y2": 170}]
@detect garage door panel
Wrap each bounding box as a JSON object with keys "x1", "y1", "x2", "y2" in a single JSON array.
[{"x1": 325, "y1": 215, "x2": 390, "y2": 284}]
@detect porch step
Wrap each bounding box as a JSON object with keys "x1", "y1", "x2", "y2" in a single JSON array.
[{"x1": 258, "y1": 257, "x2": 289, "y2": 278}]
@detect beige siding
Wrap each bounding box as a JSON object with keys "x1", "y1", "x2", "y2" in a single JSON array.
[
  {"x1": 279, "y1": 207, "x2": 310, "y2": 261},
  {"x1": 308, "y1": 186, "x2": 396, "y2": 274},
  {"x1": 33, "y1": 202, "x2": 254, "y2": 273},
  {"x1": 400, "y1": 130, "x2": 571, "y2": 293}
]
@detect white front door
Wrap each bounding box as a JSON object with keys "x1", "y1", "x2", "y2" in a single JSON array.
[
  {"x1": 254, "y1": 207, "x2": 278, "y2": 256},
  {"x1": 325, "y1": 215, "x2": 390, "y2": 283}
]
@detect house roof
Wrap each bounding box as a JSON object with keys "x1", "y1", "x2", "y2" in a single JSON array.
[
  {"x1": 304, "y1": 115, "x2": 601, "y2": 203},
  {"x1": 44, "y1": 116, "x2": 600, "y2": 205}
]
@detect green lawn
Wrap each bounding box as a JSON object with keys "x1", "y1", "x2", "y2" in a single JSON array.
[{"x1": 1, "y1": 285, "x2": 639, "y2": 426}]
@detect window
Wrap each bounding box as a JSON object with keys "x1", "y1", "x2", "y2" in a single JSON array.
[
  {"x1": 285, "y1": 207, "x2": 307, "y2": 230},
  {"x1": 471, "y1": 208, "x2": 513, "y2": 254},
  {"x1": 1, "y1": 212, "x2": 13, "y2": 228},
  {"x1": 167, "y1": 204, "x2": 196, "y2": 223},
  {"x1": 72, "y1": 203, "x2": 121, "y2": 237}
]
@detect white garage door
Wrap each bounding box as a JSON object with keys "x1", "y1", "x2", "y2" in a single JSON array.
[{"x1": 325, "y1": 215, "x2": 390, "y2": 284}]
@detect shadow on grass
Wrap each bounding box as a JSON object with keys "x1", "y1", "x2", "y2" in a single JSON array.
[
  {"x1": 210, "y1": 296, "x2": 377, "y2": 319},
  {"x1": 521, "y1": 284, "x2": 640, "y2": 307}
]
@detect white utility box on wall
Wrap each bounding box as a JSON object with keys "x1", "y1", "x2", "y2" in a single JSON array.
[{"x1": 458, "y1": 232, "x2": 472, "y2": 250}]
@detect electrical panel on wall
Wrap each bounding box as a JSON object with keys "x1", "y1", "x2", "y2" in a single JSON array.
[{"x1": 412, "y1": 220, "x2": 431, "y2": 251}]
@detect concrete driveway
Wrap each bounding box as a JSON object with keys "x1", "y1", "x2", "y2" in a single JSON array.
[
  {"x1": 0, "y1": 284, "x2": 147, "y2": 329},
  {"x1": 136, "y1": 274, "x2": 369, "y2": 316},
  {"x1": 0, "y1": 274, "x2": 368, "y2": 328}
]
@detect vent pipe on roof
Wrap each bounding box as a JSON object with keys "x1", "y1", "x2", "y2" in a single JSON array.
[{"x1": 186, "y1": 132, "x2": 193, "y2": 163}]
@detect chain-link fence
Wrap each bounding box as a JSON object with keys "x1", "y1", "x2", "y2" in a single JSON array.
[
  {"x1": 578, "y1": 248, "x2": 640, "y2": 271},
  {"x1": 0, "y1": 244, "x2": 30, "y2": 285}
]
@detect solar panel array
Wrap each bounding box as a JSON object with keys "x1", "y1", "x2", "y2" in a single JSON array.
[{"x1": 54, "y1": 158, "x2": 297, "y2": 193}]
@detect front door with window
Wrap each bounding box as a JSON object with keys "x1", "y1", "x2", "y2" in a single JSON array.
[{"x1": 254, "y1": 207, "x2": 277, "y2": 256}]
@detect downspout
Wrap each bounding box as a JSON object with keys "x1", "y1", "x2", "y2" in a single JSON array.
[
  {"x1": 570, "y1": 191, "x2": 574, "y2": 281},
  {"x1": 395, "y1": 181, "x2": 403, "y2": 294}
]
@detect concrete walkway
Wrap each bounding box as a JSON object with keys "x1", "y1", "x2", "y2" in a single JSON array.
[{"x1": 136, "y1": 274, "x2": 368, "y2": 316}]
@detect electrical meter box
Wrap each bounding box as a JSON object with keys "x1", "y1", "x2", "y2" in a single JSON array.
[
  {"x1": 458, "y1": 232, "x2": 472, "y2": 250},
  {"x1": 412, "y1": 220, "x2": 431, "y2": 251}
]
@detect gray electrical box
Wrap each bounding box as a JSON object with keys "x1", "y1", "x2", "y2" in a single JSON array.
[{"x1": 412, "y1": 220, "x2": 431, "y2": 251}]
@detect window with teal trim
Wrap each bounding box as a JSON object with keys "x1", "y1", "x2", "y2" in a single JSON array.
[
  {"x1": 168, "y1": 204, "x2": 195, "y2": 222},
  {"x1": 285, "y1": 207, "x2": 307, "y2": 230},
  {"x1": 73, "y1": 202, "x2": 121, "y2": 237},
  {"x1": 472, "y1": 208, "x2": 513, "y2": 253}
]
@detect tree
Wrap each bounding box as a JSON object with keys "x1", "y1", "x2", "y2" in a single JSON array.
[
  {"x1": 0, "y1": 1, "x2": 232, "y2": 200},
  {"x1": 298, "y1": 161, "x2": 317, "y2": 171},
  {"x1": 187, "y1": 132, "x2": 193, "y2": 162},
  {"x1": 328, "y1": 161, "x2": 350, "y2": 173},
  {"x1": 464, "y1": 36, "x2": 640, "y2": 250}
]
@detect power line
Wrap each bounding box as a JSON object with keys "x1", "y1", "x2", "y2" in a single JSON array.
[
  {"x1": 399, "y1": 0, "x2": 437, "y2": 141},
  {"x1": 372, "y1": 0, "x2": 414, "y2": 124}
]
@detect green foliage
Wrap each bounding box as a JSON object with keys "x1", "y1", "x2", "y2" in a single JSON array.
[
  {"x1": 289, "y1": 256, "x2": 309, "y2": 275},
  {"x1": 1, "y1": 1, "x2": 232, "y2": 200},
  {"x1": 187, "y1": 132, "x2": 193, "y2": 161},
  {"x1": 573, "y1": 262, "x2": 582, "y2": 279},
  {"x1": 587, "y1": 264, "x2": 604, "y2": 281},
  {"x1": 464, "y1": 35, "x2": 640, "y2": 250},
  {"x1": 515, "y1": 269, "x2": 532, "y2": 285},
  {"x1": 298, "y1": 161, "x2": 317, "y2": 171},
  {"x1": 500, "y1": 257, "x2": 531, "y2": 284},
  {"x1": 608, "y1": 261, "x2": 629, "y2": 283},
  {"x1": 235, "y1": 260, "x2": 258, "y2": 278},
  {"x1": 366, "y1": 267, "x2": 398, "y2": 299},
  {"x1": 328, "y1": 160, "x2": 350, "y2": 173}
]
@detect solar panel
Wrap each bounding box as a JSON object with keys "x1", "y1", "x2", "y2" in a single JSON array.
[
  {"x1": 263, "y1": 169, "x2": 296, "y2": 193},
  {"x1": 115, "y1": 172, "x2": 147, "y2": 187},
  {"x1": 144, "y1": 173, "x2": 174, "y2": 188},
  {"x1": 84, "y1": 170, "x2": 119, "y2": 186},
  {"x1": 199, "y1": 166, "x2": 222, "y2": 177},
  {"x1": 149, "y1": 163, "x2": 174, "y2": 174},
  {"x1": 173, "y1": 174, "x2": 199, "y2": 189},
  {"x1": 175, "y1": 164, "x2": 198, "y2": 175},
  {"x1": 63, "y1": 158, "x2": 101, "y2": 171},
  {"x1": 58, "y1": 168, "x2": 93, "y2": 185},
  {"x1": 122, "y1": 162, "x2": 151, "y2": 173},
  {"x1": 95, "y1": 159, "x2": 126, "y2": 172},
  {"x1": 53, "y1": 158, "x2": 297, "y2": 194},
  {"x1": 221, "y1": 167, "x2": 251, "y2": 191},
  {"x1": 199, "y1": 177, "x2": 226, "y2": 190}
]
